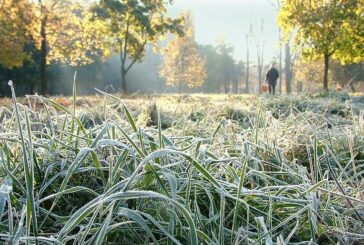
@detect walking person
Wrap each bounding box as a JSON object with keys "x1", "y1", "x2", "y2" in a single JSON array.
[{"x1": 265, "y1": 62, "x2": 279, "y2": 95}]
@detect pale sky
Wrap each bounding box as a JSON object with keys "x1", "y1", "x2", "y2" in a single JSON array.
[{"x1": 168, "y1": 0, "x2": 280, "y2": 63}]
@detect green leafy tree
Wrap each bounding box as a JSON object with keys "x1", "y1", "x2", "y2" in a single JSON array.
[
  {"x1": 159, "y1": 12, "x2": 206, "y2": 93},
  {"x1": 199, "y1": 45, "x2": 223, "y2": 92},
  {"x1": 233, "y1": 61, "x2": 244, "y2": 93},
  {"x1": 92, "y1": 0, "x2": 183, "y2": 92},
  {"x1": 199, "y1": 43, "x2": 241, "y2": 93},
  {"x1": 216, "y1": 40, "x2": 236, "y2": 93},
  {"x1": 278, "y1": 0, "x2": 363, "y2": 90}
]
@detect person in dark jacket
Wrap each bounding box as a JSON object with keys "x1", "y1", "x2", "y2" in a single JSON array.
[{"x1": 265, "y1": 62, "x2": 279, "y2": 95}]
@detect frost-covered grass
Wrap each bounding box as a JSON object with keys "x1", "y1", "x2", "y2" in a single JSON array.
[{"x1": 0, "y1": 88, "x2": 363, "y2": 244}]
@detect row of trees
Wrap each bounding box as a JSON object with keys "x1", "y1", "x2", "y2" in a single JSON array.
[
  {"x1": 0, "y1": 3, "x2": 247, "y2": 96},
  {"x1": 159, "y1": 12, "x2": 244, "y2": 94},
  {"x1": 163, "y1": 0, "x2": 364, "y2": 93},
  {"x1": 0, "y1": 33, "x2": 246, "y2": 96},
  {"x1": 0, "y1": 0, "x2": 363, "y2": 95},
  {"x1": 0, "y1": 0, "x2": 184, "y2": 94}
]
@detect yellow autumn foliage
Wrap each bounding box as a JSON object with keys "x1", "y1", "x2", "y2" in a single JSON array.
[
  {"x1": 0, "y1": 0, "x2": 98, "y2": 68},
  {"x1": 0, "y1": 0, "x2": 30, "y2": 68},
  {"x1": 159, "y1": 11, "x2": 207, "y2": 90}
]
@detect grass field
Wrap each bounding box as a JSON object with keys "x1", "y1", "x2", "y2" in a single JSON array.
[{"x1": 0, "y1": 88, "x2": 364, "y2": 244}]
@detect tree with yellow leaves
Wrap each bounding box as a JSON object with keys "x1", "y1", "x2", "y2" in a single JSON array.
[
  {"x1": 159, "y1": 12, "x2": 207, "y2": 92},
  {"x1": 0, "y1": 0, "x2": 97, "y2": 94},
  {"x1": 31, "y1": 0, "x2": 97, "y2": 94},
  {"x1": 278, "y1": 0, "x2": 363, "y2": 91},
  {"x1": 0, "y1": 0, "x2": 31, "y2": 68}
]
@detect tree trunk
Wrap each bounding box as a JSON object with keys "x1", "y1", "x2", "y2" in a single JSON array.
[
  {"x1": 258, "y1": 68, "x2": 262, "y2": 94},
  {"x1": 29, "y1": 76, "x2": 35, "y2": 94},
  {"x1": 257, "y1": 49, "x2": 264, "y2": 94},
  {"x1": 245, "y1": 34, "x2": 250, "y2": 93},
  {"x1": 40, "y1": 13, "x2": 47, "y2": 95},
  {"x1": 255, "y1": 21, "x2": 264, "y2": 94},
  {"x1": 279, "y1": 44, "x2": 283, "y2": 94},
  {"x1": 323, "y1": 53, "x2": 329, "y2": 91},
  {"x1": 245, "y1": 65, "x2": 249, "y2": 93},
  {"x1": 224, "y1": 80, "x2": 229, "y2": 94},
  {"x1": 120, "y1": 50, "x2": 127, "y2": 93},
  {"x1": 285, "y1": 43, "x2": 292, "y2": 94},
  {"x1": 278, "y1": 28, "x2": 282, "y2": 94},
  {"x1": 245, "y1": 63, "x2": 249, "y2": 93},
  {"x1": 121, "y1": 67, "x2": 127, "y2": 93}
]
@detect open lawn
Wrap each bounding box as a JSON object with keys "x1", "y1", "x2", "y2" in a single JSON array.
[{"x1": 0, "y1": 91, "x2": 364, "y2": 244}]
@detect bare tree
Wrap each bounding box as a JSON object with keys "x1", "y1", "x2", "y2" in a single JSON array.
[
  {"x1": 253, "y1": 20, "x2": 265, "y2": 93},
  {"x1": 284, "y1": 35, "x2": 299, "y2": 94},
  {"x1": 285, "y1": 43, "x2": 292, "y2": 93},
  {"x1": 245, "y1": 31, "x2": 251, "y2": 93},
  {"x1": 278, "y1": 29, "x2": 283, "y2": 94}
]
